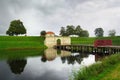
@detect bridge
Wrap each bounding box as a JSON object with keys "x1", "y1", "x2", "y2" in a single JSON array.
[{"x1": 54, "y1": 44, "x2": 120, "y2": 54}]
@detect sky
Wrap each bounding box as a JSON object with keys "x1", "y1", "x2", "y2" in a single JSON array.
[{"x1": 0, "y1": 0, "x2": 120, "y2": 36}]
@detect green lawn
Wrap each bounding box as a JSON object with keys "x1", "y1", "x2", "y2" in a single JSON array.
[
  {"x1": 71, "y1": 36, "x2": 120, "y2": 45},
  {"x1": 0, "y1": 36, "x2": 46, "y2": 60},
  {"x1": 0, "y1": 36, "x2": 46, "y2": 50}
]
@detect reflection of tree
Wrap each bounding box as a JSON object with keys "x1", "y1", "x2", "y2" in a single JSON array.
[
  {"x1": 61, "y1": 57, "x2": 66, "y2": 63},
  {"x1": 61, "y1": 52, "x2": 89, "y2": 65},
  {"x1": 7, "y1": 59, "x2": 27, "y2": 74},
  {"x1": 75, "y1": 55, "x2": 83, "y2": 64},
  {"x1": 41, "y1": 54, "x2": 47, "y2": 62},
  {"x1": 67, "y1": 56, "x2": 76, "y2": 65}
]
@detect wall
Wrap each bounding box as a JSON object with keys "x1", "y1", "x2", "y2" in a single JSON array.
[{"x1": 44, "y1": 36, "x2": 71, "y2": 47}]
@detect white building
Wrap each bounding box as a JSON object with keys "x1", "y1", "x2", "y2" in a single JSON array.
[{"x1": 44, "y1": 31, "x2": 71, "y2": 47}]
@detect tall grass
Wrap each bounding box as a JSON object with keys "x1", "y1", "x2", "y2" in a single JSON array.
[
  {"x1": 71, "y1": 36, "x2": 120, "y2": 45},
  {"x1": 73, "y1": 53, "x2": 120, "y2": 80}
]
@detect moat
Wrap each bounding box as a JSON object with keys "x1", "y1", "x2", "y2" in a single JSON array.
[{"x1": 0, "y1": 48, "x2": 107, "y2": 80}]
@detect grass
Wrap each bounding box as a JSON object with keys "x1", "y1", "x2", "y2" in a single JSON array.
[
  {"x1": 101, "y1": 64, "x2": 120, "y2": 80},
  {"x1": 0, "y1": 49, "x2": 45, "y2": 60},
  {"x1": 72, "y1": 53, "x2": 120, "y2": 80},
  {"x1": 71, "y1": 37, "x2": 94, "y2": 45},
  {"x1": 71, "y1": 36, "x2": 120, "y2": 45},
  {"x1": 0, "y1": 36, "x2": 47, "y2": 59},
  {"x1": 0, "y1": 36, "x2": 46, "y2": 50}
]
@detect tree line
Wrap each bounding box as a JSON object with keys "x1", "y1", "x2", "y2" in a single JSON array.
[
  {"x1": 59, "y1": 25, "x2": 89, "y2": 37},
  {"x1": 6, "y1": 19, "x2": 116, "y2": 37}
]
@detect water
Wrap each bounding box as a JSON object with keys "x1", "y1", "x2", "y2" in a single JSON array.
[{"x1": 0, "y1": 48, "x2": 100, "y2": 80}]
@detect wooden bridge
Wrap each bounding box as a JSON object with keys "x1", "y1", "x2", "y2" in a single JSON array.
[{"x1": 54, "y1": 44, "x2": 120, "y2": 54}]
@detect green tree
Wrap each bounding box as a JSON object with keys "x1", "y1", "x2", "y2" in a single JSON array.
[
  {"x1": 75, "y1": 25, "x2": 82, "y2": 36},
  {"x1": 94, "y1": 28, "x2": 104, "y2": 37},
  {"x1": 6, "y1": 20, "x2": 26, "y2": 36},
  {"x1": 81, "y1": 30, "x2": 89, "y2": 37},
  {"x1": 40, "y1": 30, "x2": 46, "y2": 37},
  {"x1": 59, "y1": 27, "x2": 67, "y2": 36},
  {"x1": 108, "y1": 29, "x2": 116, "y2": 37},
  {"x1": 66, "y1": 25, "x2": 75, "y2": 36}
]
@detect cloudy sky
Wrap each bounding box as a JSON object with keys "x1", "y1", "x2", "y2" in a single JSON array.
[{"x1": 0, "y1": 0, "x2": 120, "y2": 36}]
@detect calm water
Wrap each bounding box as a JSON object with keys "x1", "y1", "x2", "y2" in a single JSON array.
[{"x1": 0, "y1": 48, "x2": 102, "y2": 80}]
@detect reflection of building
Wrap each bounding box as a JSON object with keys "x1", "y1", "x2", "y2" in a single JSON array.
[
  {"x1": 60, "y1": 51, "x2": 71, "y2": 57},
  {"x1": 44, "y1": 48, "x2": 57, "y2": 61},
  {"x1": 7, "y1": 59, "x2": 27, "y2": 74},
  {"x1": 42, "y1": 48, "x2": 91, "y2": 65},
  {"x1": 44, "y1": 31, "x2": 71, "y2": 47},
  {"x1": 41, "y1": 48, "x2": 71, "y2": 62}
]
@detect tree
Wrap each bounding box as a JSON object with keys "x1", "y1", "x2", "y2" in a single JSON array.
[
  {"x1": 108, "y1": 29, "x2": 116, "y2": 37},
  {"x1": 59, "y1": 27, "x2": 67, "y2": 36},
  {"x1": 75, "y1": 25, "x2": 82, "y2": 36},
  {"x1": 40, "y1": 30, "x2": 46, "y2": 37},
  {"x1": 59, "y1": 25, "x2": 89, "y2": 37},
  {"x1": 66, "y1": 25, "x2": 75, "y2": 36},
  {"x1": 94, "y1": 28, "x2": 104, "y2": 37},
  {"x1": 81, "y1": 30, "x2": 89, "y2": 37},
  {"x1": 6, "y1": 20, "x2": 26, "y2": 36}
]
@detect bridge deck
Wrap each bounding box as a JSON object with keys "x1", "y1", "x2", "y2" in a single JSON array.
[{"x1": 54, "y1": 44, "x2": 120, "y2": 53}]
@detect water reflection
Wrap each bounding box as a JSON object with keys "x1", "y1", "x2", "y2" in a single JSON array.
[
  {"x1": 42, "y1": 48, "x2": 105, "y2": 65},
  {"x1": 44, "y1": 48, "x2": 57, "y2": 61},
  {"x1": 41, "y1": 48, "x2": 90, "y2": 65},
  {"x1": 41, "y1": 48, "x2": 71, "y2": 62},
  {"x1": 61, "y1": 52, "x2": 89, "y2": 65},
  {"x1": 0, "y1": 48, "x2": 106, "y2": 80},
  {"x1": 94, "y1": 53, "x2": 109, "y2": 61},
  {"x1": 7, "y1": 59, "x2": 27, "y2": 74}
]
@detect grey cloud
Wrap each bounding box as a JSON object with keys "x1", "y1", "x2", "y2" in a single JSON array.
[
  {"x1": 0, "y1": 0, "x2": 13, "y2": 34},
  {"x1": 0, "y1": 0, "x2": 120, "y2": 36}
]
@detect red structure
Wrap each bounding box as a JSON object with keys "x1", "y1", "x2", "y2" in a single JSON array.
[{"x1": 94, "y1": 40, "x2": 112, "y2": 47}]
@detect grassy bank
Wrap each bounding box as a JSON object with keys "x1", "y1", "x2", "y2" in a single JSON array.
[
  {"x1": 0, "y1": 36, "x2": 46, "y2": 50},
  {"x1": 71, "y1": 36, "x2": 120, "y2": 45},
  {"x1": 73, "y1": 53, "x2": 120, "y2": 80},
  {"x1": 101, "y1": 63, "x2": 120, "y2": 80}
]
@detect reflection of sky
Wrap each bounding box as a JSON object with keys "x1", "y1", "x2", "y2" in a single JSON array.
[
  {"x1": 81, "y1": 54, "x2": 95, "y2": 66},
  {"x1": 0, "y1": 61, "x2": 14, "y2": 80},
  {"x1": 24, "y1": 57, "x2": 78, "y2": 80},
  {"x1": 0, "y1": 54, "x2": 95, "y2": 80}
]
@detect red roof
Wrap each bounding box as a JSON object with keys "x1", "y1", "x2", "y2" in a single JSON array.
[{"x1": 46, "y1": 31, "x2": 54, "y2": 34}]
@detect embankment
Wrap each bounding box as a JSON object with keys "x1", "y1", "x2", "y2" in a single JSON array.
[{"x1": 73, "y1": 53, "x2": 120, "y2": 80}]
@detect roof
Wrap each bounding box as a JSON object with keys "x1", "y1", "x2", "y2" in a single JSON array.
[{"x1": 46, "y1": 31, "x2": 55, "y2": 34}]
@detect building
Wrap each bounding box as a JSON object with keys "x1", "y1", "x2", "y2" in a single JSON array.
[
  {"x1": 46, "y1": 31, "x2": 55, "y2": 37},
  {"x1": 44, "y1": 31, "x2": 71, "y2": 47}
]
